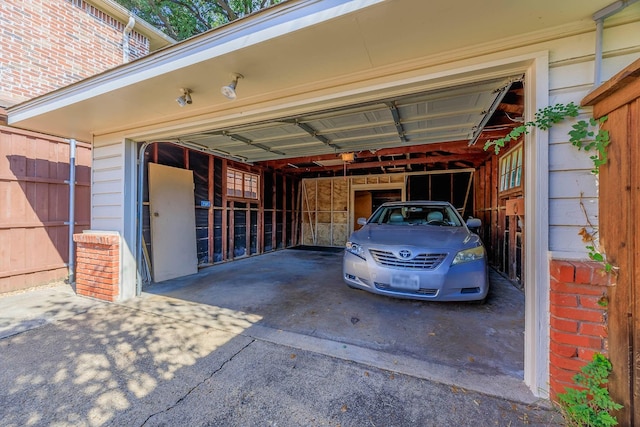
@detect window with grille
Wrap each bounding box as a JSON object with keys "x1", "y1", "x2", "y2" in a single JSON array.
[
  {"x1": 499, "y1": 144, "x2": 523, "y2": 193},
  {"x1": 227, "y1": 168, "x2": 259, "y2": 200}
]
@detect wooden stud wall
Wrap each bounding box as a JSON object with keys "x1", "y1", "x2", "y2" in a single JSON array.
[{"x1": 144, "y1": 143, "x2": 299, "y2": 276}]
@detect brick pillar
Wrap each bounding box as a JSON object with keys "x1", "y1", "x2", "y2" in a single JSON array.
[
  {"x1": 549, "y1": 259, "x2": 611, "y2": 400},
  {"x1": 73, "y1": 232, "x2": 120, "y2": 302}
]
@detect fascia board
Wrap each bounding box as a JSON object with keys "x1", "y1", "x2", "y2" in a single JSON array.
[{"x1": 8, "y1": 0, "x2": 384, "y2": 125}]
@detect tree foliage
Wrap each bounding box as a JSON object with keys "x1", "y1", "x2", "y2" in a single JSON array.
[{"x1": 114, "y1": 0, "x2": 283, "y2": 41}]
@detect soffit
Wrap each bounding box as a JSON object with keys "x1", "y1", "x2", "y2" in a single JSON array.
[{"x1": 8, "y1": 0, "x2": 616, "y2": 146}]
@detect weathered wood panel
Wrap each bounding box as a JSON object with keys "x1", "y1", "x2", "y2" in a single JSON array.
[
  {"x1": 0, "y1": 126, "x2": 91, "y2": 293},
  {"x1": 582, "y1": 57, "x2": 640, "y2": 425}
]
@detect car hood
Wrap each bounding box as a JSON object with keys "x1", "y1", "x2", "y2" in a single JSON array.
[{"x1": 352, "y1": 224, "x2": 479, "y2": 249}]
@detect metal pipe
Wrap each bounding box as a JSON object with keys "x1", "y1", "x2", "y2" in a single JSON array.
[
  {"x1": 122, "y1": 15, "x2": 135, "y2": 63},
  {"x1": 136, "y1": 141, "x2": 152, "y2": 296},
  {"x1": 67, "y1": 138, "x2": 77, "y2": 284},
  {"x1": 594, "y1": 18, "x2": 604, "y2": 86},
  {"x1": 592, "y1": 0, "x2": 639, "y2": 86}
]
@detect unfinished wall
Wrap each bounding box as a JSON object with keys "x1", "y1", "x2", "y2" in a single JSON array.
[
  {"x1": 302, "y1": 171, "x2": 474, "y2": 247},
  {"x1": 301, "y1": 178, "x2": 349, "y2": 247},
  {"x1": 141, "y1": 142, "x2": 299, "y2": 284}
]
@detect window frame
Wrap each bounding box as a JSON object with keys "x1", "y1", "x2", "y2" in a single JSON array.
[
  {"x1": 226, "y1": 168, "x2": 260, "y2": 201},
  {"x1": 499, "y1": 142, "x2": 523, "y2": 195}
]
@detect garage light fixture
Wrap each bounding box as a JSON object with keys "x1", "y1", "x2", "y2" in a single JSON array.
[
  {"x1": 176, "y1": 88, "x2": 192, "y2": 107},
  {"x1": 221, "y1": 73, "x2": 243, "y2": 100}
]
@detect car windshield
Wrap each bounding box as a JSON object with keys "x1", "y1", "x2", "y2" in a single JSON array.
[{"x1": 368, "y1": 204, "x2": 463, "y2": 226}]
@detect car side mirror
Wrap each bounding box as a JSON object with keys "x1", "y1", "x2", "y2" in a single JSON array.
[
  {"x1": 466, "y1": 217, "x2": 481, "y2": 230},
  {"x1": 357, "y1": 217, "x2": 367, "y2": 226}
]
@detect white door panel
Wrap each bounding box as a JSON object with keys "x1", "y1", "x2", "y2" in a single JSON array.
[{"x1": 148, "y1": 162, "x2": 198, "y2": 282}]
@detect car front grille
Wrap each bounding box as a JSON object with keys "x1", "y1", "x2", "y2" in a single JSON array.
[
  {"x1": 375, "y1": 282, "x2": 438, "y2": 296},
  {"x1": 369, "y1": 249, "x2": 447, "y2": 270}
]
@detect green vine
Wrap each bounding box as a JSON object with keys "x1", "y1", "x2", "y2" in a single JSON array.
[
  {"x1": 556, "y1": 353, "x2": 623, "y2": 427},
  {"x1": 485, "y1": 104, "x2": 621, "y2": 424},
  {"x1": 483, "y1": 101, "x2": 610, "y2": 174},
  {"x1": 485, "y1": 101, "x2": 615, "y2": 270}
]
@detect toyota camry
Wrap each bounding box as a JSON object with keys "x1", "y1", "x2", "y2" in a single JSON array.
[{"x1": 343, "y1": 201, "x2": 488, "y2": 302}]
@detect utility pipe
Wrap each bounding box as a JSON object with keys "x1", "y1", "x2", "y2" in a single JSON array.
[
  {"x1": 122, "y1": 15, "x2": 135, "y2": 63},
  {"x1": 67, "y1": 138, "x2": 76, "y2": 284},
  {"x1": 592, "y1": 0, "x2": 639, "y2": 86}
]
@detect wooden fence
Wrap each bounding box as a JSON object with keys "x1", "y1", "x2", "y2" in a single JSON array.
[{"x1": 0, "y1": 125, "x2": 91, "y2": 293}]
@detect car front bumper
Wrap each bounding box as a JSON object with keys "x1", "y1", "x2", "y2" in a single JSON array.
[{"x1": 343, "y1": 250, "x2": 488, "y2": 302}]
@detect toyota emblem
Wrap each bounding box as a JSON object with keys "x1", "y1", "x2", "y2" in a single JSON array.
[{"x1": 398, "y1": 249, "x2": 412, "y2": 259}]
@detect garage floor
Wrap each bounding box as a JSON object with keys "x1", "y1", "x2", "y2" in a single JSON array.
[{"x1": 145, "y1": 248, "x2": 529, "y2": 399}]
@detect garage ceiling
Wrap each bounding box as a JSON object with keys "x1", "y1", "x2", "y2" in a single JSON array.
[{"x1": 170, "y1": 76, "x2": 522, "y2": 176}]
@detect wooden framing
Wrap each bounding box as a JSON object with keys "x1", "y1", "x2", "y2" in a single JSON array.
[{"x1": 143, "y1": 142, "x2": 300, "y2": 274}]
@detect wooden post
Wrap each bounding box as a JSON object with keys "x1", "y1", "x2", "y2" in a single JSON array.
[{"x1": 208, "y1": 155, "x2": 214, "y2": 263}]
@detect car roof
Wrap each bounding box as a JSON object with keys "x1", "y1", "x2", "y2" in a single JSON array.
[{"x1": 380, "y1": 201, "x2": 452, "y2": 207}]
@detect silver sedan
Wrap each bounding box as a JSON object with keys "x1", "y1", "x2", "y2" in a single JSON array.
[{"x1": 343, "y1": 201, "x2": 488, "y2": 302}]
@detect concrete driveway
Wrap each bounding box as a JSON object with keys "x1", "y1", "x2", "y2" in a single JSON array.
[
  {"x1": 146, "y1": 248, "x2": 525, "y2": 382},
  {"x1": 0, "y1": 248, "x2": 563, "y2": 426}
]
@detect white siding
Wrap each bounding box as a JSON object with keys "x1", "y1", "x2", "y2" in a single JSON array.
[
  {"x1": 543, "y1": 18, "x2": 640, "y2": 257},
  {"x1": 91, "y1": 141, "x2": 125, "y2": 232}
]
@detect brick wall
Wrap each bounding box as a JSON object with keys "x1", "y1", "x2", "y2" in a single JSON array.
[
  {"x1": 73, "y1": 232, "x2": 120, "y2": 302},
  {"x1": 549, "y1": 259, "x2": 611, "y2": 400},
  {"x1": 0, "y1": 0, "x2": 150, "y2": 106}
]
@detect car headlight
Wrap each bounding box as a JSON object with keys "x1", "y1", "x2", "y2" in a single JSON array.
[
  {"x1": 346, "y1": 241, "x2": 365, "y2": 259},
  {"x1": 452, "y1": 245, "x2": 485, "y2": 265}
]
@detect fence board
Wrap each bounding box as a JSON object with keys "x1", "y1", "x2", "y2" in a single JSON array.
[{"x1": 0, "y1": 126, "x2": 91, "y2": 293}]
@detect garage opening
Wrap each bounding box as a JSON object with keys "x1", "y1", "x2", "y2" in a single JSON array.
[
  {"x1": 136, "y1": 69, "x2": 535, "y2": 397},
  {"x1": 139, "y1": 76, "x2": 525, "y2": 289}
]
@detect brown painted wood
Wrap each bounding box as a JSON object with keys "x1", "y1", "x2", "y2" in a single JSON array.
[
  {"x1": 593, "y1": 77, "x2": 640, "y2": 119},
  {"x1": 208, "y1": 156, "x2": 214, "y2": 263},
  {"x1": 582, "y1": 58, "x2": 640, "y2": 111},
  {"x1": 221, "y1": 159, "x2": 228, "y2": 260},
  {"x1": 599, "y1": 105, "x2": 634, "y2": 426},
  {"x1": 228, "y1": 200, "x2": 235, "y2": 260},
  {"x1": 282, "y1": 175, "x2": 287, "y2": 247},
  {"x1": 353, "y1": 191, "x2": 372, "y2": 231},
  {"x1": 279, "y1": 153, "x2": 488, "y2": 174},
  {"x1": 258, "y1": 170, "x2": 264, "y2": 253},
  {"x1": 0, "y1": 128, "x2": 91, "y2": 293},
  {"x1": 631, "y1": 98, "x2": 640, "y2": 425},
  {"x1": 272, "y1": 178, "x2": 277, "y2": 251}
]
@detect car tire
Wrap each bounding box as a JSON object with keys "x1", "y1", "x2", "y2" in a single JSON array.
[{"x1": 469, "y1": 295, "x2": 487, "y2": 305}]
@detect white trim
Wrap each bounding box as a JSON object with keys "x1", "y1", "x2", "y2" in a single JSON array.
[
  {"x1": 349, "y1": 182, "x2": 406, "y2": 234},
  {"x1": 523, "y1": 52, "x2": 551, "y2": 398},
  {"x1": 8, "y1": 0, "x2": 384, "y2": 124}
]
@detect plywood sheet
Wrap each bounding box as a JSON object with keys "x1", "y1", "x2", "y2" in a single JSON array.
[
  {"x1": 315, "y1": 224, "x2": 332, "y2": 246},
  {"x1": 332, "y1": 212, "x2": 347, "y2": 224},
  {"x1": 317, "y1": 180, "x2": 332, "y2": 210},
  {"x1": 332, "y1": 224, "x2": 348, "y2": 246},
  {"x1": 301, "y1": 223, "x2": 315, "y2": 245},
  {"x1": 317, "y1": 212, "x2": 331, "y2": 223},
  {"x1": 332, "y1": 179, "x2": 348, "y2": 211}
]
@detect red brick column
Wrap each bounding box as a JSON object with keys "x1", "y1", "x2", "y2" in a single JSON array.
[
  {"x1": 549, "y1": 259, "x2": 611, "y2": 400},
  {"x1": 73, "y1": 232, "x2": 120, "y2": 302}
]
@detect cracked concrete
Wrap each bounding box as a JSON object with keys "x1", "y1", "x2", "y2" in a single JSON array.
[{"x1": 0, "y1": 249, "x2": 563, "y2": 426}]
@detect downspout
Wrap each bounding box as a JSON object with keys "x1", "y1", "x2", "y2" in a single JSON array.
[
  {"x1": 122, "y1": 15, "x2": 135, "y2": 63},
  {"x1": 136, "y1": 141, "x2": 152, "y2": 296},
  {"x1": 67, "y1": 138, "x2": 77, "y2": 284},
  {"x1": 593, "y1": 0, "x2": 639, "y2": 86}
]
